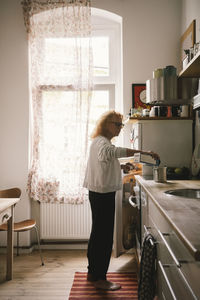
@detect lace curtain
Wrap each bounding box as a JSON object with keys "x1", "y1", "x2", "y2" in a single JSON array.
[{"x1": 21, "y1": 0, "x2": 93, "y2": 204}]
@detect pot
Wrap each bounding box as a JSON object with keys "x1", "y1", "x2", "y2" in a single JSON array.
[{"x1": 153, "y1": 166, "x2": 167, "y2": 183}]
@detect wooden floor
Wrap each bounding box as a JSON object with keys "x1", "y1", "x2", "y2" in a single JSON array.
[{"x1": 0, "y1": 249, "x2": 138, "y2": 299}]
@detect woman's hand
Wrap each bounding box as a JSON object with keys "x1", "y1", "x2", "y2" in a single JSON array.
[
  {"x1": 121, "y1": 163, "x2": 135, "y2": 173},
  {"x1": 144, "y1": 151, "x2": 160, "y2": 161}
]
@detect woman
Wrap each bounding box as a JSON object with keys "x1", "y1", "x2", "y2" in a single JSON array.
[{"x1": 83, "y1": 110, "x2": 159, "y2": 291}]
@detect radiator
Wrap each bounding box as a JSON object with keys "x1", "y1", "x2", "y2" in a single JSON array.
[{"x1": 40, "y1": 201, "x2": 92, "y2": 240}]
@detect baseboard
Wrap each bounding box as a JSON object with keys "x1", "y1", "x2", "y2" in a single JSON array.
[
  {"x1": 39, "y1": 241, "x2": 88, "y2": 250},
  {"x1": 0, "y1": 245, "x2": 34, "y2": 255},
  {"x1": 0, "y1": 241, "x2": 88, "y2": 254}
]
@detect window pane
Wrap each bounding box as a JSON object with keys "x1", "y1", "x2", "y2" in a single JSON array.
[
  {"x1": 41, "y1": 37, "x2": 92, "y2": 85},
  {"x1": 41, "y1": 36, "x2": 109, "y2": 83},
  {"x1": 88, "y1": 90, "x2": 109, "y2": 136},
  {"x1": 92, "y1": 36, "x2": 109, "y2": 77}
]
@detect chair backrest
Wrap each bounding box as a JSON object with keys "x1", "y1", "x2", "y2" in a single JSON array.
[{"x1": 0, "y1": 188, "x2": 21, "y2": 198}]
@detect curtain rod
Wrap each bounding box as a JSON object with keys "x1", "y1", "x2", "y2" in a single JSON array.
[{"x1": 21, "y1": 0, "x2": 91, "y2": 4}]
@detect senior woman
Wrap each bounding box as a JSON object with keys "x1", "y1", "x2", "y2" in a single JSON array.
[{"x1": 83, "y1": 110, "x2": 159, "y2": 291}]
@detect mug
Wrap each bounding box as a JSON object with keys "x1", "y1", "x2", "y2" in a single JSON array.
[
  {"x1": 180, "y1": 105, "x2": 189, "y2": 117},
  {"x1": 142, "y1": 109, "x2": 150, "y2": 117},
  {"x1": 160, "y1": 106, "x2": 167, "y2": 117},
  {"x1": 154, "y1": 106, "x2": 159, "y2": 116},
  {"x1": 153, "y1": 166, "x2": 167, "y2": 183}
]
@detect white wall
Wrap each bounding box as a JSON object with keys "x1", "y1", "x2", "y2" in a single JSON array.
[
  {"x1": 0, "y1": 0, "x2": 30, "y2": 246},
  {"x1": 0, "y1": 0, "x2": 188, "y2": 247},
  {"x1": 181, "y1": 0, "x2": 200, "y2": 147}
]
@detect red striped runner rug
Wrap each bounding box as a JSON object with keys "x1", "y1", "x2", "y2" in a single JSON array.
[{"x1": 69, "y1": 272, "x2": 138, "y2": 299}]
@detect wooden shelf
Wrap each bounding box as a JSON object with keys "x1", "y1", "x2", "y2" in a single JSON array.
[
  {"x1": 179, "y1": 51, "x2": 200, "y2": 78},
  {"x1": 125, "y1": 117, "x2": 193, "y2": 124},
  {"x1": 145, "y1": 99, "x2": 191, "y2": 106}
]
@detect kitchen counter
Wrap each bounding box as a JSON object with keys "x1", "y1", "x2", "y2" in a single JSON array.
[{"x1": 135, "y1": 175, "x2": 200, "y2": 261}]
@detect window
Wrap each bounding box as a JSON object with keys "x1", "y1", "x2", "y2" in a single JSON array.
[
  {"x1": 91, "y1": 9, "x2": 123, "y2": 114},
  {"x1": 40, "y1": 10, "x2": 122, "y2": 149}
]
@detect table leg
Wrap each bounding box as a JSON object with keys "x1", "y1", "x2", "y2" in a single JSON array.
[{"x1": 6, "y1": 206, "x2": 13, "y2": 280}]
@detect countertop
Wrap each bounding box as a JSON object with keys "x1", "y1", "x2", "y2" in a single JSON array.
[{"x1": 135, "y1": 175, "x2": 200, "y2": 261}]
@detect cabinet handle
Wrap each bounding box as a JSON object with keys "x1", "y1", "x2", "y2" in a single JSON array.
[
  {"x1": 157, "y1": 229, "x2": 181, "y2": 268},
  {"x1": 143, "y1": 225, "x2": 155, "y2": 247},
  {"x1": 176, "y1": 265, "x2": 198, "y2": 299},
  {"x1": 2, "y1": 213, "x2": 10, "y2": 223},
  {"x1": 159, "y1": 261, "x2": 198, "y2": 300},
  {"x1": 158, "y1": 260, "x2": 177, "y2": 300},
  {"x1": 129, "y1": 196, "x2": 139, "y2": 208}
]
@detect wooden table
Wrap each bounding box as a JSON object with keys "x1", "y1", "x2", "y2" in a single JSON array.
[{"x1": 0, "y1": 198, "x2": 20, "y2": 280}]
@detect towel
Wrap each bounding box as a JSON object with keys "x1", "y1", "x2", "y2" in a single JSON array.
[{"x1": 138, "y1": 233, "x2": 157, "y2": 300}]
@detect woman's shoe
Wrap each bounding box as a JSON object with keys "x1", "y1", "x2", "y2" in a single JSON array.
[{"x1": 94, "y1": 280, "x2": 121, "y2": 291}]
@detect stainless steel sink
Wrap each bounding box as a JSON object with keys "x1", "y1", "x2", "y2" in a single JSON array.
[{"x1": 165, "y1": 188, "x2": 200, "y2": 199}]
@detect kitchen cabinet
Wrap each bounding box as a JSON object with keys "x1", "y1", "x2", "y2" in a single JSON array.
[{"x1": 135, "y1": 175, "x2": 200, "y2": 299}]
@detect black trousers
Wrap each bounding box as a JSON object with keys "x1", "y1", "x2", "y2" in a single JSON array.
[{"x1": 87, "y1": 190, "x2": 116, "y2": 280}]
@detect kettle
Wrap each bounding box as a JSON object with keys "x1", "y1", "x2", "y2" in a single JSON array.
[{"x1": 153, "y1": 166, "x2": 167, "y2": 183}]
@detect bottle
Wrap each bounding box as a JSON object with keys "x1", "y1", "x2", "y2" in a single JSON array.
[{"x1": 149, "y1": 107, "x2": 155, "y2": 117}]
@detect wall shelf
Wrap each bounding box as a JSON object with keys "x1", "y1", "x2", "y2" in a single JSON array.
[
  {"x1": 179, "y1": 51, "x2": 200, "y2": 78},
  {"x1": 146, "y1": 99, "x2": 191, "y2": 106},
  {"x1": 125, "y1": 117, "x2": 193, "y2": 124}
]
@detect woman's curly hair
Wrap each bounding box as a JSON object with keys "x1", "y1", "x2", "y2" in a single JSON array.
[{"x1": 91, "y1": 110, "x2": 123, "y2": 139}]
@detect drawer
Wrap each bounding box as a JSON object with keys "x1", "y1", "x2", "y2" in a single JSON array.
[
  {"x1": 0, "y1": 208, "x2": 11, "y2": 225},
  {"x1": 149, "y1": 196, "x2": 194, "y2": 263},
  {"x1": 157, "y1": 260, "x2": 198, "y2": 300}
]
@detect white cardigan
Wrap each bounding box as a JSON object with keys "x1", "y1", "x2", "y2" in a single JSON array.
[{"x1": 83, "y1": 135, "x2": 127, "y2": 193}]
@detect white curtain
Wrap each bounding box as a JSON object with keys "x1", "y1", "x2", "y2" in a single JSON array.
[{"x1": 22, "y1": 0, "x2": 93, "y2": 204}]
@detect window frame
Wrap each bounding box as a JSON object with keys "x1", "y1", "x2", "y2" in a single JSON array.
[
  {"x1": 92, "y1": 28, "x2": 117, "y2": 84},
  {"x1": 91, "y1": 14, "x2": 123, "y2": 113}
]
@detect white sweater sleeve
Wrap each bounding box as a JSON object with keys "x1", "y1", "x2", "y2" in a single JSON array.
[{"x1": 97, "y1": 137, "x2": 127, "y2": 161}]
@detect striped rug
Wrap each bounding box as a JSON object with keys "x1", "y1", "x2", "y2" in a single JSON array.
[{"x1": 69, "y1": 272, "x2": 138, "y2": 299}]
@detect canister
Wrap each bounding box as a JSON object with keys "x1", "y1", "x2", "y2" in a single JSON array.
[
  {"x1": 180, "y1": 105, "x2": 189, "y2": 117},
  {"x1": 153, "y1": 68, "x2": 163, "y2": 79},
  {"x1": 153, "y1": 166, "x2": 167, "y2": 183},
  {"x1": 163, "y1": 65, "x2": 177, "y2": 101}
]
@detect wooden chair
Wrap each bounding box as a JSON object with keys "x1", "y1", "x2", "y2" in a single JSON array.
[{"x1": 0, "y1": 188, "x2": 44, "y2": 265}]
